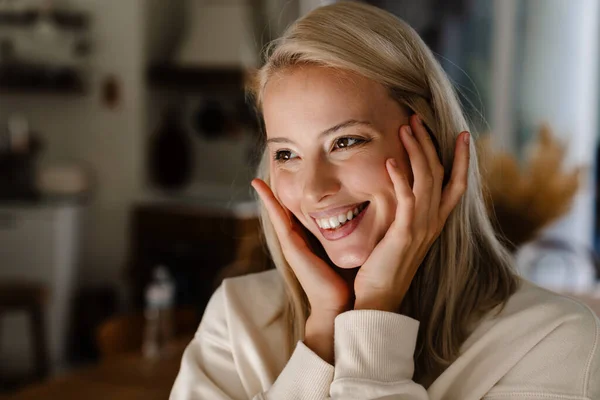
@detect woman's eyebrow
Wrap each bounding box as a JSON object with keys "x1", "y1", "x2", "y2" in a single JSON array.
[{"x1": 266, "y1": 119, "x2": 373, "y2": 145}]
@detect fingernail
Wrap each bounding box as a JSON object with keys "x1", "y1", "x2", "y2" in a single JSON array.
[
  {"x1": 416, "y1": 115, "x2": 423, "y2": 125},
  {"x1": 389, "y1": 158, "x2": 397, "y2": 168},
  {"x1": 463, "y1": 132, "x2": 470, "y2": 145},
  {"x1": 404, "y1": 126, "x2": 413, "y2": 136}
]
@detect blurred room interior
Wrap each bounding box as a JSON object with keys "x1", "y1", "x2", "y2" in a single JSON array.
[{"x1": 0, "y1": 0, "x2": 599, "y2": 398}]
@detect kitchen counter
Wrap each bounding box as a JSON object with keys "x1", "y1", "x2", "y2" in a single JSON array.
[{"x1": 140, "y1": 184, "x2": 259, "y2": 218}]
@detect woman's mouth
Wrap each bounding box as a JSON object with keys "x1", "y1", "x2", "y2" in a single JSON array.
[{"x1": 313, "y1": 201, "x2": 370, "y2": 241}]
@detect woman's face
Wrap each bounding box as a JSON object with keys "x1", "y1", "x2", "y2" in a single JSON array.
[{"x1": 262, "y1": 66, "x2": 412, "y2": 269}]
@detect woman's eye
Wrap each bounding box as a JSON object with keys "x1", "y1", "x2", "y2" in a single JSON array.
[
  {"x1": 274, "y1": 149, "x2": 298, "y2": 163},
  {"x1": 333, "y1": 137, "x2": 365, "y2": 150}
]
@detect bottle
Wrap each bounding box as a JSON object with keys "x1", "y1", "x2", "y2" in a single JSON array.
[
  {"x1": 7, "y1": 114, "x2": 29, "y2": 154},
  {"x1": 142, "y1": 265, "x2": 176, "y2": 359}
]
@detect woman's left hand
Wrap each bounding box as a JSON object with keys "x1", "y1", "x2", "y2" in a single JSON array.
[{"x1": 353, "y1": 114, "x2": 471, "y2": 312}]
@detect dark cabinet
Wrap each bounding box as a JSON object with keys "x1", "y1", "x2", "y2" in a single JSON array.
[{"x1": 126, "y1": 201, "x2": 269, "y2": 317}]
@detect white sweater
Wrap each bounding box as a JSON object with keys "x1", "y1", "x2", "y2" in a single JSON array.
[{"x1": 170, "y1": 269, "x2": 600, "y2": 400}]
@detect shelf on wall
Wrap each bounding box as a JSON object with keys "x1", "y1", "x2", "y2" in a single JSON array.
[
  {"x1": 0, "y1": 10, "x2": 90, "y2": 30},
  {"x1": 147, "y1": 64, "x2": 250, "y2": 93},
  {"x1": 0, "y1": 65, "x2": 86, "y2": 95},
  {"x1": 0, "y1": 84, "x2": 85, "y2": 95}
]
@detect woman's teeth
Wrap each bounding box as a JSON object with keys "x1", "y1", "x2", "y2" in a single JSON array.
[{"x1": 316, "y1": 203, "x2": 367, "y2": 230}]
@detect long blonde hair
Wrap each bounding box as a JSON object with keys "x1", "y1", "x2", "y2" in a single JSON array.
[{"x1": 246, "y1": 1, "x2": 519, "y2": 382}]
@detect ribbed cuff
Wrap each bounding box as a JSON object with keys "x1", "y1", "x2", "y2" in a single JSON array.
[
  {"x1": 334, "y1": 310, "x2": 420, "y2": 382},
  {"x1": 266, "y1": 340, "x2": 334, "y2": 400}
]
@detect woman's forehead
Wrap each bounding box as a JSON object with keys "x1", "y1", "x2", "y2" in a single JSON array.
[
  {"x1": 264, "y1": 66, "x2": 384, "y2": 104},
  {"x1": 262, "y1": 66, "x2": 400, "y2": 138}
]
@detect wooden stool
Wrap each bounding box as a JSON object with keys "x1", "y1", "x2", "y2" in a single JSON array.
[{"x1": 0, "y1": 281, "x2": 50, "y2": 382}]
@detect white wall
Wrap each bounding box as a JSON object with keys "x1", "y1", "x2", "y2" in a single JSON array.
[
  {"x1": 0, "y1": 0, "x2": 146, "y2": 286},
  {"x1": 143, "y1": 0, "x2": 288, "y2": 203},
  {"x1": 145, "y1": 0, "x2": 185, "y2": 64},
  {"x1": 519, "y1": 0, "x2": 599, "y2": 246},
  {"x1": 514, "y1": 0, "x2": 599, "y2": 290},
  {"x1": 0, "y1": 0, "x2": 305, "y2": 288}
]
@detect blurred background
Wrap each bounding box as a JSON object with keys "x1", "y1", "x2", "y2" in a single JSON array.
[{"x1": 0, "y1": 0, "x2": 599, "y2": 398}]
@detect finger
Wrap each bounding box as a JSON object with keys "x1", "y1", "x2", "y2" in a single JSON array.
[
  {"x1": 251, "y1": 179, "x2": 293, "y2": 235},
  {"x1": 439, "y1": 132, "x2": 470, "y2": 223},
  {"x1": 400, "y1": 125, "x2": 433, "y2": 229},
  {"x1": 252, "y1": 182, "x2": 348, "y2": 312},
  {"x1": 410, "y1": 115, "x2": 444, "y2": 226},
  {"x1": 252, "y1": 179, "x2": 314, "y2": 271},
  {"x1": 386, "y1": 158, "x2": 414, "y2": 233},
  {"x1": 410, "y1": 114, "x2": 442, "y2": 178},
  {"x1": 363, "y1": 158, "x2": 415, "y2": 272}
]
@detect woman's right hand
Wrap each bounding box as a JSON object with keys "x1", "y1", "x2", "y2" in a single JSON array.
[{"x1": 252, "y1": 178, "x2": 351, "y2": 363}]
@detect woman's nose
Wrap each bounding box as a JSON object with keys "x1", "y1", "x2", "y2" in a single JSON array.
[{"x1": 302, "y1": 161, "x2": 341, "y2": 204}]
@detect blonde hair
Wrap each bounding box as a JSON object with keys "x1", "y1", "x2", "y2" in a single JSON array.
[{"x1": 247, "y1": 1, "x2": 519, "y2": 382}]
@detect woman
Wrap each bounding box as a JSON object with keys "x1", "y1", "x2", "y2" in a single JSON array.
[{"x1": 171, "y1": 2, "x2": 600, "y2": 399}]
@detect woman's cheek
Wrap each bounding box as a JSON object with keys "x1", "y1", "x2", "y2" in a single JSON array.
[
  {"x1": 343, "y1": 155, "x2": 391, "y2": 193},
  {"x1": 349, "y1": 155, "x2": 399, "y2": 234},
  {"x1": 272, "y1": 171, "x2": 301, "y2": 215}
]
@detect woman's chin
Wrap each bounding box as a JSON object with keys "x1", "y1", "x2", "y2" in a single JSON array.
[{"x1": 328, "y1": 249, "x2": 370, "y2": 269}]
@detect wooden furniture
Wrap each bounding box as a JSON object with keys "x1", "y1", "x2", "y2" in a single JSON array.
[
  {"x1": 0, "y1": 10, "x2": 90, "y2": 95},
  {"x1": 96, "y1": 308, "x2": 198, "y2": 360},
  {"x1": 126, "y1": 201, "x2": 269, "y2": 315},
  {"x1": 0, "y1": 281, "x2": 49, "y2": 382},
  {"x1": 7, "y1": 338, "x2": 189, "y2": 400}
]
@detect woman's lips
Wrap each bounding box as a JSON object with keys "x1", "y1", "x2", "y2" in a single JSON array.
[{"x1": 315, "y1": 202, "x2": 369, "y2": 241}]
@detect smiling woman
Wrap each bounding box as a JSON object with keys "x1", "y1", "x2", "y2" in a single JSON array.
[
  {"x1": 170, "y1": 2, "x2": 600, "y2": 400},
  {"x1": 262, "y1": 67, "x2": 418, "y2": 268}
]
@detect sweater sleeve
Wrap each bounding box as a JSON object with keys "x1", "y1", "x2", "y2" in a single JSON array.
[
  {"x1": 330, "y1": 310, "x2": 429, "y2": 399},
  {"x1": 170, "y1": 285, "x2": 334, "y2": 400}
]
